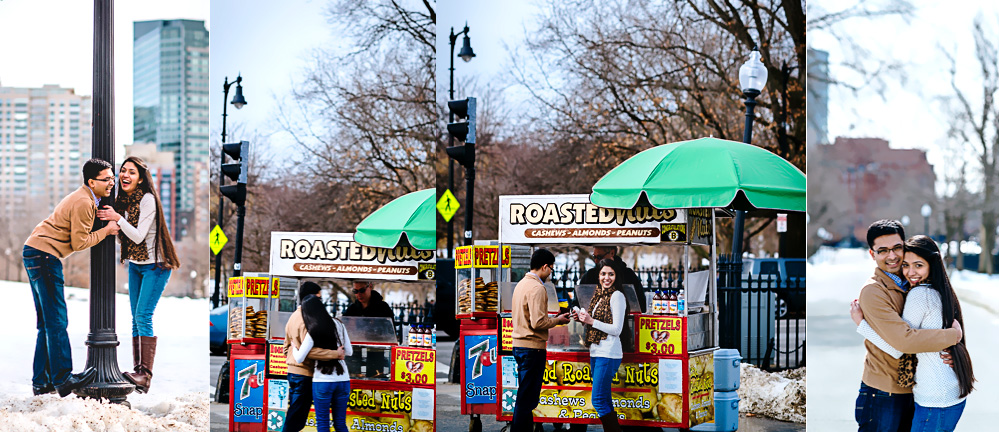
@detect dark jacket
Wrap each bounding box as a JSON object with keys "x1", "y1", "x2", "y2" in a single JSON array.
[
  {"x1": 343, "y1": 289, "x2": 395, "y2": 321},
  {"x1": 581, "y1": 255, "x2": 646, "y2": 312}
]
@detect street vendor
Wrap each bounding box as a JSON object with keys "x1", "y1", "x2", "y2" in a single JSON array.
[
  {"x1": 343, "y1": 281, "x2": 395, "y2": 377},
  {"x1": 582, "y1": 246, "x2": 646, "y2": 312}
]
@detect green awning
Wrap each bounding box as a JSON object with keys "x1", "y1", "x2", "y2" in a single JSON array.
[
  {"x1": 590, "y1": 137, "x2": 805, "y2": 212},
  {"x1": 354, "y1": 188, "x2": 436, "y2": 250}
]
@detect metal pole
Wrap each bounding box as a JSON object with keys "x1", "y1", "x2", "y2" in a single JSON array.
[
  {"x1": 232, "y1": 205, "x2": 246, "y2": 277},
  {"x1": 447, "y1": 27, "x2": 457, "y2": 258},
  {"x1": 212, "y1": 79, "x2": 232, "y2": 308},
  {"x1": 78, "y1": 0, "x2": 135, "y2": 403},
  {"x1": 731, "y1": 90, "x2": 759, "y2": 260},
  {"x1": 464, "y1": 160, "x2": 474, "y2": 246}
]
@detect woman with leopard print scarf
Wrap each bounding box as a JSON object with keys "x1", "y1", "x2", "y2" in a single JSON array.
[
  {"x1": 96, "y1": 156, "x2": 180, "y2": 394},
  {"x1": 575, "y1": 258, "x2": 628, "y2": 432}
]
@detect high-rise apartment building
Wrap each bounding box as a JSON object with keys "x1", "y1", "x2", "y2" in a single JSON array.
[
  {"x1": 0, "y1": 84, "x2": 92, "y2": 220},
  {"x1": 133, "y1": 19, "x2": 209, "y2": 239},
  {"x1": 806, "y1": 48, "x2": 830, "y2": 147}
]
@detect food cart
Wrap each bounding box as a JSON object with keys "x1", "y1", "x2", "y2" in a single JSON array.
[
  {"x1": 256, "y1": 231, "x2": 437, "y2": 432},
  {"x1": 456, "y1": 194, "x2": 723, "y2": 431}
]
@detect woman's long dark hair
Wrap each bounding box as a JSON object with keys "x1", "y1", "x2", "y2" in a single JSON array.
[
  {"x1": 301, "y1": 295, "x2": 344, "y2": 375},
  {"x1": 904, "y1": 235, "x2": 975, "y2": 397},
  {"x1": 113, "y1": 156, "x2": 180, "y2": 269}
]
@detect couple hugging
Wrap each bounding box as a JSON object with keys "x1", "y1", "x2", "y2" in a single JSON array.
[{"x1": 852, "y1": 220, "x2": 975, "y2": 432}]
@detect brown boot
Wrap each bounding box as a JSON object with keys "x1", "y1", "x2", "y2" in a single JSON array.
[
  {"x1": 124, "y1": 336, "x2": 156, "y2": 393},
  {"x1": 598, "y1": 412, "x2": 622, "y2": 432},
  {"x1": 130, "y1": 336, "x2": 140, "y2": 371}
]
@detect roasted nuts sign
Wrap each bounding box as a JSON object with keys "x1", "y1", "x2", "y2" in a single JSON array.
[
  {"x1": 499, "y1": 195, "x2": 680, "y2": 244},
  {"x1": 269, "y1": 232, "x2": 435, "y2": 281}
]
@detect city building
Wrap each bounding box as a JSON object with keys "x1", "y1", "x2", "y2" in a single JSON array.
[
  {"x1": 133, "y1": 19, "x2": 209, "y2": 239},
  {"x1": 0, "y1": 84, "x2": 92, "y2": 220},
  {"x1": 124, "y1": 143, "x2": 177, "y2": 238},
  {"x1": 806, "y1": 48, "x2": 829, "y2": 148}
]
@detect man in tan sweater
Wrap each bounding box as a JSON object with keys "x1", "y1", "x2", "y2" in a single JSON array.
[
  {"x1": 511, "y1": 248, "x2": 569, "y2": 431},
  {"x1": 855, "y1": 220, "x2": 963, "y2": 432},
  {"x1": 23, "y1": 159, "x2": 119, "y2": 397},
  {"x1": 282, "y1": 282, "x2": 343, "y2": 432}
]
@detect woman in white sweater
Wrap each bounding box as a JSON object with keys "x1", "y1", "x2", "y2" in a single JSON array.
[
  {"x1": 851, "y1": 235, "x2": 975, "y2": 432},
  {"x1": 575, "y1": 259, "x2": 627, "y2": 432},
  {"x1": 293, "y1": 296, "x2": 352, "y2": 432},
  {"x1": 96, "y1": 156, "x2": 180, "y2": 393}
]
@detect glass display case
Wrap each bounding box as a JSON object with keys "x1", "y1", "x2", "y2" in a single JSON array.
[
  {"x1": 340, "y1": 316, "x2": 398, "y2": 380},
  {"x1": 226, "y1": 275, "x2": 279, "y2": 341},
  {"x1": 455, "y1": 245, "x2": 512, "y2": 316}
]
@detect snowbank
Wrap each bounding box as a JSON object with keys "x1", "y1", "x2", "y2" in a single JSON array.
[
  {"x1": 737, "y1": 364, "x2": 805, "y2": 423},
  {"x1": 0, "y1": 392, "x2": 208, "y2": 431},
  {"x1": 0, "y1": 280, "x2": 210, "y2": 430}
]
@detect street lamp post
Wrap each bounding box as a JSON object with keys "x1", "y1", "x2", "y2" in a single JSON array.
[
  {"x1": 731, "y1": 46, "x2": 768, "y2": 261},
  {"x1": 76, "y1": 0, "x2": 135, "y2": 404},
  {"x1": 448, "y1": 23, "x2": 475, "y2": 258},
  {"x1": 212, "y1": 75, "x2": 247, "y2": 308},
  {"x1": 922, "y1": 204, "x2": 932, "y2": 236}
]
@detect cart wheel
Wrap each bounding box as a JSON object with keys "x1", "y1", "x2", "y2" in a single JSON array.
[
  {"x1": 568, "y1": 424, "x2": 587, "y2": 432},
  {"x1": 468, "y1": 415, "x2": 482, "y2": 432},
  {"x1": 499, "y1": 423, "x2": 511, "y2": 432}
]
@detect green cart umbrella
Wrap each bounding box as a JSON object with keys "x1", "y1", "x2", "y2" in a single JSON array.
[
  {"x1": 354, "y1": 188, "x2": 436, "y2": 250},
  {"x1": 590, "y1": 137, "x2": 805, "y2": 212}
]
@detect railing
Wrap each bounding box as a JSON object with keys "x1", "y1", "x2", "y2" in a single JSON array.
[{"x1": 717, "y1": 254, "x2": 805, "y2": 371}]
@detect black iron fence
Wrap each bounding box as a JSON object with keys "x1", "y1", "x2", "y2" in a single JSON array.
[
  {"x1": 324, "y1": 300, "x2": 434, "y2": 344},
  {"x1": 717, "y1": 254, "x2": 805, "y2": 371},
  {"x1": 553, "y1": 257, "x2": 805, "y2": 371}
]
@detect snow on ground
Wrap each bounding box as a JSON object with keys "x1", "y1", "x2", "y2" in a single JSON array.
[
  {"x1": 807, "y1": 246, "x2": 998, "y2": 431},
  {"x1": 738, "y1": 365, "x2": 805, "y2": 423},
  {"x1": 0, "y1": 280, "x2": 209, "y2": 431}
]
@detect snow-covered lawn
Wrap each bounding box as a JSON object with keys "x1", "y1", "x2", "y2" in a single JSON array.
[
  {"x1": 807, "y1": 247, "x2": 998, "y2": 431},
  {"x1": 0, "y1": 280, "x2": 209, "y2": 431}
]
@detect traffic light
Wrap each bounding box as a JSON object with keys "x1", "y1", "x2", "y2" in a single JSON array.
[
  {"x1": 220, "y1": 140, "x2": 249, "y2": 206},
  {"x1": 446, "y1": 97, "x2": 476, "y2": 167}
]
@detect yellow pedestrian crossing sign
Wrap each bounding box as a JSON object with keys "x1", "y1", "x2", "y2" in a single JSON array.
[
  {"x1": 437, "y1": 189, "x2": 459, "y2": 222},
  {"x1": 210, "y1": 225, "x2": 228, "y2": 255}
]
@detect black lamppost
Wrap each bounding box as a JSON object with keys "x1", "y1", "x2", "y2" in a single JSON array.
[
  {"x1": 76, "y1": 0, "x2": 135, "y2": 404},
  {"x1": 447, "y1": 23, "x2": 475, "y2": 258},
  {"x1": 212, "y1": 75, "x2": 247, "y2": 308},
  {"x1": 731, "y1": 45, "x2": 768, "y2": 261}
]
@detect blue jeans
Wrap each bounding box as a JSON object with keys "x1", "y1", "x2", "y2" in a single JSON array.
[
  {"x1": 911, "y1": 400, "x2": 966, "y2": 432},
  {"x1": 590, "y1": 356, "x2": 622, "y2": 417},
  {"x1": 312, "y1": 380, "x2": 350, "y2": 432},
  {"x1": 128, "y1": 262, "x2": 170, "y2": 337},
  {"x1": 23, "y1": 245, "x2": 73, "y2": 387},
  {"x1": 856, "y1": 382, "x2": 914, "y2": 432},
  {"x1": 283, "y1": 373, "x2": 313, "y2": 432},
  {"x1": 512, "y1": 347, "x2": 547, "y2": 430}
]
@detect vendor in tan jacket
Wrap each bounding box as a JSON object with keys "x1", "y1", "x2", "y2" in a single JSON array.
[
  {"x1": 511, "y1": 248, "x2": 569, "y2": 431},
  {"x1": 282, "y1": 282, "x2": 344, "y2": 432},
  {"x1": 24, "y1": 159, "x2": 120, "y2": 398},
  {"x1": 855, "y1": 220, "x2": 963, "y2": 432}
]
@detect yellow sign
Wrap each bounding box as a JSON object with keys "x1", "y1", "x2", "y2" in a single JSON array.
[
  {"x1": 689, "y1": 352, "x2": 715, "y2": 426},
  {"x1": 302, "y1": 387, "x2": 434, "y2": 432},
  {"x1": 454, "y1": 246, "x2": 473, "y2": 269},
  {"x1": 392, "y1": 347, "x2": 436, "y2": 385},
  {"x1": 210, "y1": 225, "x2": 228, "y2": 255},
  {"x1": 472, "y1": 245, "x2": 511, "y2": 268},
  {"x1": 501, "y1": 317, "x2": 513, "y2": 351},
  {"x1": 637, "y1": 316, "x2": 684, "y2": 355},
  {"x1": 227, "y1": 277, "x2": 244, "y2": 297},
  {"x1": 268, "y1": 342, "x2": 287, "y2": 376},
  {"x1": 437, "y1": 189, "x2": 459, "y2": 222},
  {"x1": 245, "y1": 277, "x2": 279, "y2": 298}
]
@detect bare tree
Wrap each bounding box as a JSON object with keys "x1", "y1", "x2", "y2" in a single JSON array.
[{"x1": 943, "y1": 16, "x2": 999, "y2": 275}]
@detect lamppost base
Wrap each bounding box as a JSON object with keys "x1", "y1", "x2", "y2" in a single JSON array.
[{"x1": 74, "y1": 336, "x2": 136, "y2": 405}]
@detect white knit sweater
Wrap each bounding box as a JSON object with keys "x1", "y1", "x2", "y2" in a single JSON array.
[
  {"x1": 857, "y1": 284, "x2": 966, "y2": 408},
  {"x1": 588, "y1": 291, "x2": 625, "y2": 359}
]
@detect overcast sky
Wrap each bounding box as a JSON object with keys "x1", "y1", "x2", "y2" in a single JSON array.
[
  {"x1": 0, "y1": 0, "x2": 208, "y2": 161},
  {"x1": 810, "y1": 1, "x2": 999, "y2": 194}
]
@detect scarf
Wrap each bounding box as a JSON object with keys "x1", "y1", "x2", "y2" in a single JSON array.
[
  {"x1": 118, "y1": 191, "x2": 150, "y2": 262},
  {"x1": 584, "y1": 282, "x2": 617, "y2": 347}
]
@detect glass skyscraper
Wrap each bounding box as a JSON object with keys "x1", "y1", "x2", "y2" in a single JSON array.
[{"x1": 133, "y1": 19, "x2": 209, "y2": 240}]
